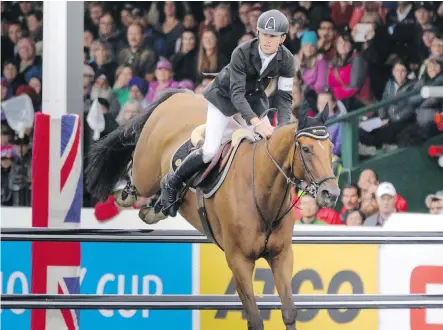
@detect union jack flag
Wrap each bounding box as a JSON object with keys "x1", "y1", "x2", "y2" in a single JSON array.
[{"x1": 31, "y1": 113, "x2": 82, "y2": 330}]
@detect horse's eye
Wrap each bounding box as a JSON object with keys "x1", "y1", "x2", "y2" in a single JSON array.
[{"x1": 302, "y1": 146, "x2": 311, "y2": 153}]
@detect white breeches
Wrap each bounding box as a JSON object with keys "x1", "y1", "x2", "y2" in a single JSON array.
[{"x1": 201, "y1": 102, "x2": 270, "y2": 163}]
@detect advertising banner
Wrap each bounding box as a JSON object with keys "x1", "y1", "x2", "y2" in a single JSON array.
[
  {"x1": 200, "y1": 244, "x2": 378, "y2": 330},
  {"x1": 379, "y1": 244, "x2": 443, "y2": 330},
  {"x1": 1, "y1": 242, "x2": 32, "y2": 330},
  {"x1": 1, "y1": 242, "x2": 193, "y2": 330}
]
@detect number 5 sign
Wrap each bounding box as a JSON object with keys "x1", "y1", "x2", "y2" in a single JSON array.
[{"x1": 410, "y1": 265, "x2": 443, "y2": 330}]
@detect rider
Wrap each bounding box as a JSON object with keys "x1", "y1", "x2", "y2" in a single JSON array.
[{"x1": 161, "y1": 9, "x2": 295, "y2": 217}]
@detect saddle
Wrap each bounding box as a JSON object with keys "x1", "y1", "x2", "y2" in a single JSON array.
[
  {"x1": 169, "y1": 112, "x2": 272, "y2": 250},
  {"x1": 171, "y1": 124, "x2": 256, "y2": 198}
]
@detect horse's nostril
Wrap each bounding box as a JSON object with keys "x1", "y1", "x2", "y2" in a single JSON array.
[{"x1": 322, "y1": 190, "x2": 331, "y2": 200}]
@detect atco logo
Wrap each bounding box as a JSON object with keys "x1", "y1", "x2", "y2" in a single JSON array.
[
  {"x1": 216, "y1": 268, "x2": 364, "y2": 324},
  {"x1": 410, "y1": 265, "x2": 443, "y2": 330},
  {"x1": 200, "y1": 244, "x2": 377, "y2": 330}
]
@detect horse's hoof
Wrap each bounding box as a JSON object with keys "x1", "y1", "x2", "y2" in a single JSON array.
[
  {"x1": 138, "y1": 205, "x2": 168, "y2": 224},
  {"x1": 113, "y1": 189, "x2": 137, "y2": 207}
]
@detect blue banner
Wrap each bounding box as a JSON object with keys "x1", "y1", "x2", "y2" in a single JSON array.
[
  {"x1": 1, "y1": 242, "x2": 32, "y2": 330},
  {"x1": 1, "y1": 242, "x2": 193, "y2": 330}
]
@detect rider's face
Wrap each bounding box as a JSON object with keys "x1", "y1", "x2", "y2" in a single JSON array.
[{"x1": 258, "y1": 32, "x2": 285, "y2": 55}]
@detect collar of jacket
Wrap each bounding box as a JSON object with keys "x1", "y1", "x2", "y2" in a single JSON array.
[{"x1": 250, "y1": 38, "x2": 283, "y2": 77}]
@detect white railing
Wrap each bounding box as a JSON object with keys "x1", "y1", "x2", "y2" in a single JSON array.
[
  {"x1": 2, "y1": 227, "x2": 443, "y2": 244},
  {"x1": 2, "y1": 293, "x2": 443, "y2": 310}
]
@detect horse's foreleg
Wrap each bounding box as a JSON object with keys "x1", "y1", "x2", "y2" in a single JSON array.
[
  {"x1": 268, "y1": 246, "x2": 297, "y2": 330},
  {"x1": 226, "y1": 253, "x2": 263, "y2": 330},
  {"x1": 138, "y1": 190, "x2": 168, "y2": 224}
]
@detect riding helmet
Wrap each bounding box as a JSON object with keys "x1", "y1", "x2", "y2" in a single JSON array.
[{"x1": 256, "y1": 9, "x2": 289, "y2": 36}]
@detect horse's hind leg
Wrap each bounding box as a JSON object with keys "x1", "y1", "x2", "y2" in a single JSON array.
[
  {"x1": 267, "y1": 246, "x2": 297, "y2": 330},
  {"x1": 225, "y1": 252, "x2": 263, "y2": 330},
  {"x1": 114, "y1": 163, "x2": 137, "y2": 207}
]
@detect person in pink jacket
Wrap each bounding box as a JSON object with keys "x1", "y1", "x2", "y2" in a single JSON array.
[
  {"x1": 327, "y1": 31, "x2": 373, "y2": 110},
  {"x1": 295, "y1": 30, "x2": 328, "y2": 94},
  {"x1": 145, "y1": 59, "x2": 179, "y2": 104}
]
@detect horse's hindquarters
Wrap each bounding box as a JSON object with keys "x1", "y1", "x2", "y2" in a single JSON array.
[{"x1": 132, "y1": 93, "x2": 208, "y2": 197}]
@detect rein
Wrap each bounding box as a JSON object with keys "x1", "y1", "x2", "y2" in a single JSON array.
[{"x1": 251, "y1": 125, "x2": 336, "y2": 253}]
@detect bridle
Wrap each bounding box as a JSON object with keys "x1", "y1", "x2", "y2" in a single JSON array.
[
  {"x1": 251, "y1": 124, "x2": 336, "y2": 253},
  {"x1": 294, "y1": 126, "x2": 337, "y2": 197}
]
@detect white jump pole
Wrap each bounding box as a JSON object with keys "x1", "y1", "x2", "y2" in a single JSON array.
[
  {"x1": 421, "y1": 86, "x2": 443, "y2": 99},
  {"x1": 3, "y1": 293, "x2": 443, "y2": 310}
]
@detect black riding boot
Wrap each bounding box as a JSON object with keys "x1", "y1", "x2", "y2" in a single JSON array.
[{"x1": 160, "y1": 149, "x2": 206, "y2": 217}]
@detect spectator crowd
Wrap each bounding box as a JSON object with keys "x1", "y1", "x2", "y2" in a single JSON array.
[
  {"x1": 295, "y1": 169, "x2": 443, "y2": 225},
  {"x1": 1, "y1": 1, "x2": 442, "y2": 220}
]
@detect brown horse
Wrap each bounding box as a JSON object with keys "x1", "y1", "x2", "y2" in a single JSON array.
[{"x1": 85, "y1": 89, "x2": 340, "y2": 330}]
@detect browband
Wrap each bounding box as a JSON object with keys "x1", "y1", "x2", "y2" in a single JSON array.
[{"x1": 295, "y1": 126, "x2": 330, "y2": 140}]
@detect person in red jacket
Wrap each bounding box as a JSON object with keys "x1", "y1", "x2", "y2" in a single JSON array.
[
  {"x1": 317, "y1": 207, "x2": 342, "y2": 225},
  {"x1": 339, "y1": 183, "x2": 362, "y2": 223}
]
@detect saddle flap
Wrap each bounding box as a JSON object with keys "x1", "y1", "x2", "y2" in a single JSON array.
[
  {"x1": 193, "y1": 141, "x2": 231, "y2": 186},
  {"x1": 172, "y1": 124, "x2": 257, "y2": 197},
  {"x1": 193, "y1": 128, "x2": 255, "y2": 186}
]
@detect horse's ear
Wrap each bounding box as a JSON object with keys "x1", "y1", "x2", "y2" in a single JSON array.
[
  {"x1": 316, "y1": 103, "x2": 329, "y2": 124},
  {"x1": 297, "y1": 101, "x2": 309, "y2": 130}
]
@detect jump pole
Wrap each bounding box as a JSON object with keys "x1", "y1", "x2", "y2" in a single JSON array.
[{"x1": 31, "y1": 2, "x2": 84, "y2": 330}]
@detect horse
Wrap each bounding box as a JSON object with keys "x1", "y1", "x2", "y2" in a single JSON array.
[{"x1": 85, "y1": 89, "x2": 340, "y2": 330}]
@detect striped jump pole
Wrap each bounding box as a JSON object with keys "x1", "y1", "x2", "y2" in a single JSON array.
[{"x1": 31, "y1": 2, "x2": 84, "y2": 330}]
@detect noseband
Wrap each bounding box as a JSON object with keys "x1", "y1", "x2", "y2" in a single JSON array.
[{"x1": 251, "y1": 124, "x2": 336, "y2": 252}]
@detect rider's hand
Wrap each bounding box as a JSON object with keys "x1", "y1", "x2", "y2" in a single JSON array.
[{"x1": 253, "y1": 120, "x2": 275, "y2": 138}]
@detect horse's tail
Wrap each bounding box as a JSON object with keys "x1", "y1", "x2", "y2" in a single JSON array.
[{"x1": 85, "y1": 88, "x2": 191, "y2": 201}]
